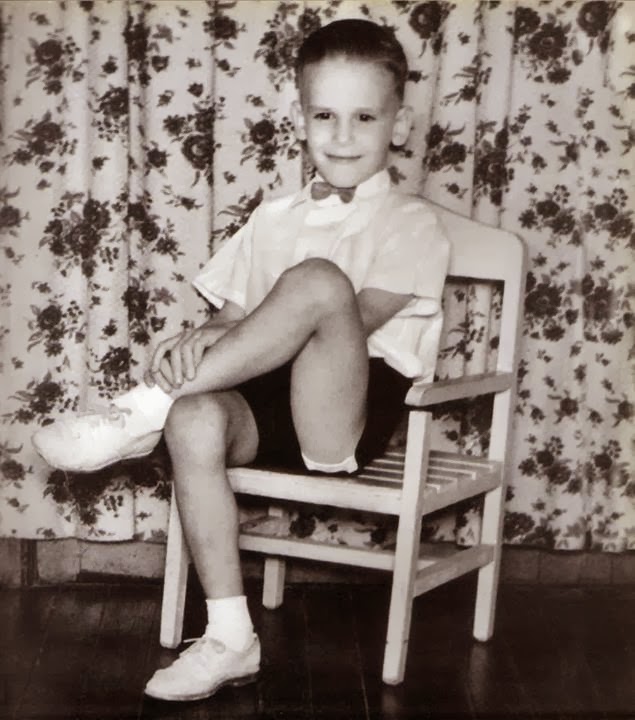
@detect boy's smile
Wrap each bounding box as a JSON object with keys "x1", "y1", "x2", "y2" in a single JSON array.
[{"x1": 292, "y1": 57, "x2": 412, "y2": 191}]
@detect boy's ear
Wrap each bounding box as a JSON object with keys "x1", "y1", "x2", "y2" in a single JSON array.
[
  {"x1": 391, "y1": 105, "x2": 413, "y2": 147},
  {"x1": 291, "y1": 101, "x2": 307, "y2": 141}
]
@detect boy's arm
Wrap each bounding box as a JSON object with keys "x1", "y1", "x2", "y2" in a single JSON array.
[
  {"x1": 201, "y1": 299, "x2": 246, "y2": 328},
  {"x1": 146, "y1": 300, "x2": 246, "y2": 390},
  {"x1": 357, "y1": 287, "x2": 414, "y2": 337}
]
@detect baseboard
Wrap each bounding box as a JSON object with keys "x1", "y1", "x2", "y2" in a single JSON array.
[
  {"x1": 1, "y1": 538, "x2": 633, "y2": 587},
  {"x1": 0, "y1": 539, "x2": 37, "y2": 587}
]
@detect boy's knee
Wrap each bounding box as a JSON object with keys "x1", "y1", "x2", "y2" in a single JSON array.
[
  {"x1": 165, "y1": 393, "x2": 228, "y2": 444},
  {"x1": 280, "y1": 258, "x2": 355, "y2": 312}
]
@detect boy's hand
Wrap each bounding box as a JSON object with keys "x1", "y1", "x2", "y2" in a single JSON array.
[{"x1": 145, "y1": 322, "x2": 236, "y2": 392}]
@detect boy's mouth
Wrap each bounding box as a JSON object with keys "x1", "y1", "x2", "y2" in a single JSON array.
[{"x1": 326, "y1": 154, "x2": 361, "y2": 163}]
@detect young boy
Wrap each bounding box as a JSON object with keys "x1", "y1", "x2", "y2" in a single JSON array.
[{"x1": 33, "y1": 19, "x2": 449, "y2": 702}]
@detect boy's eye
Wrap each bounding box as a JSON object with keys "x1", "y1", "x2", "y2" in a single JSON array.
[
  {"x1": 314, "y1": 112, "x2": 332, "y2": 120},
  {"x1": 358, "y1": 114, "x2": 375, "y2": 122}
]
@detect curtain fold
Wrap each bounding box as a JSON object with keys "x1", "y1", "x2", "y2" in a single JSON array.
[{"x1": 1, "y1": 0, "x2": 633, "y2": 551}]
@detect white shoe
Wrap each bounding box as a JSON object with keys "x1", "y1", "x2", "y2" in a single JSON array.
[
  {"x1": 144, "y1": 635, "x2": 260, "y2": 702},
  {"x1": 32, "y1": 404, "x2": 162, "y2": 472}
]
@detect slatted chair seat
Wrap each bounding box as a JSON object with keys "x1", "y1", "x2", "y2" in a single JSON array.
[
  {"x1": 227, "y1": 449, "x2": 501, "y2": 516},
  {"x1": 158, "y1": 202, "x2": 527, "y2": 685}
]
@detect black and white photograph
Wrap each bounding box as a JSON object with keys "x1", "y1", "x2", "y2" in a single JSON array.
[{"x1": 0, "y1": 0, "x2": 633, "y2": 717}]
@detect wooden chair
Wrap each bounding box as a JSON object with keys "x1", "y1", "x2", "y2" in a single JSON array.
[{"x1": 158, "y1": 204, "x2": 527, "y2": 685}]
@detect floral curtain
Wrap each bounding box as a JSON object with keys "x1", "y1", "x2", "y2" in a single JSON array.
[{"x1": 1, "y1": 0, "x2": 633, "y2": 551}]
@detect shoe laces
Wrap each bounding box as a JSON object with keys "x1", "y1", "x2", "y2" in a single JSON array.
[
  {"x1": 76, "y1": 404, "x2": 132, "y2": 429},
  {"x1": 176, "y1": 637, "x2": 226, "y2": 674}
]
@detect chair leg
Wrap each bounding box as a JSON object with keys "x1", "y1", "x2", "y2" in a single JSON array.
[
  {"x1": 383, "y1": 541, "x2": 420, "y2": 685},
  {"x1": 473, "y1": 485, "x2": 503, "y2": 642},
  {"x1": 382, "y1": 410, "x2": 431, "y2": 685},
  {"x1": 263, "y1": 557, "x2": 286, "y2": 609},
  {"x1": 261, "y1": 505, "x2": 286, "y2": 609},
  {"x1": 473, "y1": 387, "x2": 514, "y2": 641},
  {"x1": 160, "y1": 486, "x2": 189, "y2": 648}
]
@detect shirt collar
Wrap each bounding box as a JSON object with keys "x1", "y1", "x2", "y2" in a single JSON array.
[{"x1": 290, "y1": 168, "x2": 391, "y2": 209}]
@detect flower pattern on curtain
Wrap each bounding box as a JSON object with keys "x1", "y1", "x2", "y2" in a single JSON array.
[{"x1": 0, "y1": 0, "x2": 633, "y2": 551}]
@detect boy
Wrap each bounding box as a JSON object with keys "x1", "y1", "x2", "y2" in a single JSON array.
[{"x1": 33, "y1": 19, "x2": 449, "y2": 702}]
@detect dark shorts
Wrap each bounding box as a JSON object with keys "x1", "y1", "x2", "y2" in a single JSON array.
[{"x1": 236, "y1": 358, "x2": 411, "y2": 474}]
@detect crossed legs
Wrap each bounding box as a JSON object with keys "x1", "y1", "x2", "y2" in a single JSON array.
[
  {"x1": 163, "y1": 258, "x2": 369, "y2": 600},
  {"x1": 29, "y1": 258, "x2": 372, "y2": 700}
]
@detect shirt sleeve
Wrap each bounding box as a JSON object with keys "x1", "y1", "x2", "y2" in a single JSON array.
[
  {"x1": 191, "y1": 208, "x2": 257, "y2": 310},
  {"x1": 363, "y1": 201, "x2": 450, "y2": 317}
]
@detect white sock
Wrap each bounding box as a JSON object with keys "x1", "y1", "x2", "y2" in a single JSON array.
[
  {"x1": 205, "y1": 595, "x2": 254, "y2": 651},
  {"x1": 112, "y1": 383, "x2": 174, "y2": 433}
]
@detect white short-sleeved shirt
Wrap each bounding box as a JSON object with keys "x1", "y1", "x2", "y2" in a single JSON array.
[{"x1": 193, "y1": 170, "x2": 450, "y2": 381}]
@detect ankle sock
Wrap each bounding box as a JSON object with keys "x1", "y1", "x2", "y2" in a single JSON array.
[
  {"x1": 112, "y1": 384, "x2": 174, "y2": 433},
  {"x1": 204, "y1": 595, "x2": 254, "y2": 652}
]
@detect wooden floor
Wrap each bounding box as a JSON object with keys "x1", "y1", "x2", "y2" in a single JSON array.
[{"x1": 1, "y1": 573, "x2": 633, "y2": 720}]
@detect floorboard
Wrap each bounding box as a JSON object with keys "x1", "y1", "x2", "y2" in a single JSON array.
[
  {"x1": 586, "y1": 589, "x2": 635, "y2": 718},
  {"x1": 354, "y1": 578, "x2": 477, "y2": 720},
  {"x1": 0, "y1": 586, "x2": 59, "y2": 720},
  {"x1": 14, "y1": 585, "x2": 109, "y2": 720},
  {"x1": 76, "y1": 584, "x2": 158, "y2": 719},
  {"x1": 304, "y1": 585, "x2": 368, "y2": 720},
  {"x1": 0, "y1": 579, "x2": 633, "y2": 720},
  {"x1": 252, "y1": 585, "x2": 313, "y2": 720},
  {"x1": 501, "y1": 587, "x2": 607, "y2": 719}
]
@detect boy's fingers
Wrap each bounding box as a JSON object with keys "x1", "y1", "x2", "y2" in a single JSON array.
[
  {"x1": 149, "y1": 328, "x2": 206, "y2": 388},
  {"x1": 159, "y1": 357, "x2": 174, "y2": 385},
  {"x1": 149, "y1": 342, "x2": 166, "y2": 374},
  {"x1": 155, "y1": 371, "x2": 173, "y2": 395},
  {"x1": 181, "y1": 336, "x2": 197, "y2": 381},
  {"x1": 150, "y1": 335, "x2": 178, "y2": 374},
  {"x1": 193, "y1": 339, "x2": 204, "y2": 370},
  {"x1": 170, "y1": 343, "x2": 184, "y2": 387},
  {"x1": 154, "y1": 358, "x2": 176, "y2": 393}
]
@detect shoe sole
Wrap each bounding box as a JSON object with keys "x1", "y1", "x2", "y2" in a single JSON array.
[
  {"x1": 144, "y1": 671, "x2": 258, "y2": 702},
  {"x1": 32, "y1": 436, "x2": 159, "y2": 473}
]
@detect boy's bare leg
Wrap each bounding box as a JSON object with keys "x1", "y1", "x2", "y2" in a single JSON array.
[
  {"x1": 145, "y1": 390, "x2": 259, "y2": 702},
  {"x1": 161, "y1": 257, "x2": 366, "y2": 613},
  {"x1": 163, "y1": 390, "x2": 258, "y2": 599},
  {"x1": 288, "y1": 267, "x2": 368, "y2": 464},
  {"x1": 167, "y1": 258, "x2": 368, "y2": 464},
  {"x1": 144, "y1": 258, "x2": 366, "y2": 699},
  {"x1": 33, "y1": 259, "x2": 372, "y2": 474}
]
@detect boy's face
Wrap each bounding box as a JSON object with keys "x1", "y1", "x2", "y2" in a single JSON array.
[{"x1": 292, "y1": 57, "x2": 412, "y2": 189}]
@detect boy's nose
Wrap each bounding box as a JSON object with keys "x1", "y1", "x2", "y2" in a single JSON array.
[{"x1": 334, "y1": 119, "x2": 353, "y2": 145}]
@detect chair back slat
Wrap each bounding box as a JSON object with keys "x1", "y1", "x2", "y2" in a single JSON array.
[
  {"x1": 427, "y1": 203, "x2": 527, "y2": 374},
  {"x1": 428, "y1": 203, "x2": 524, "y2": 286}
]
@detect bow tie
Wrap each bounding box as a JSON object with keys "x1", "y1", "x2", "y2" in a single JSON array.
[{"x1": 310, "y1": 181, "x2": 355, "y2": 204}]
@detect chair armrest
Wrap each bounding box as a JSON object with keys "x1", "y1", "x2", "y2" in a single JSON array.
[{"x1": 405, "y1": 371, "x2": 515, "y2": 407}]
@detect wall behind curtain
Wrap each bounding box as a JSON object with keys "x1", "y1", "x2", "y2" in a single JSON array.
[{"x1": 0, "y1": 0, "x2": 633, "y2": 551}]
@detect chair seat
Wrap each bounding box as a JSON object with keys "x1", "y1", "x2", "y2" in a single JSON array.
[
  {"x1": 228, "y1": 449, "x2": 502, "y2": 516},
  {"x1": 231, "y1": 449, "x2": 501, "y2": 591}
]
